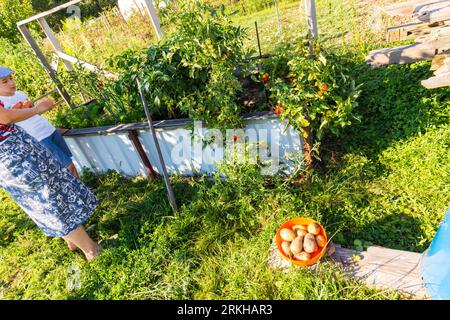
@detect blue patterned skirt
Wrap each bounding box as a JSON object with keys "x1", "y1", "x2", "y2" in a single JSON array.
[{"x1": 0, "y1": 126, "x2": 98, "y2": 237}]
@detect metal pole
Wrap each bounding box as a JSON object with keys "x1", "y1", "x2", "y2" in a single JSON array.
[
  {"x1": 255, "y1": 21, "x2": 262, "y2": 57},
  {"x1": 136, "y1": 79, "x2": 178, "y2": 211}
]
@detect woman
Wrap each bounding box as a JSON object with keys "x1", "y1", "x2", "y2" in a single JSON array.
[
  {"x1": 0, "y1": 83, "x2": 101, "y2": 261},
  {"x1": 0, "y1": 67, "x2": 80, "y2": 178}
]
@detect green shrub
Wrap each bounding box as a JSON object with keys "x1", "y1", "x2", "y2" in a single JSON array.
[{"x1": 0, "y1": 0, "x2": 34, "y2": 42}]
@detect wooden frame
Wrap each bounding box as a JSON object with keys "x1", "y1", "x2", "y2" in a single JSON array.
[{"x1": 16, "y1": 0, "x2": 161, "y2": 108}]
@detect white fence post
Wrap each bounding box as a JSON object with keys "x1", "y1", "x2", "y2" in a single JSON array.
[
  {"x1": 305, "y1": 0, "x2": 318, "y2": 57},
  {"x1": 141, "y1": 0, "x2": 163, "y2": 40}
]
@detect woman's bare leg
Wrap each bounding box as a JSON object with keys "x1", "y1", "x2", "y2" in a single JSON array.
[
  {"x1": 63, "y1": 165, "x2": 84, "y2": 251},
  {"x1": 63, "y1": 226, "x2": 101, "y2": 261},
  {"x1": 67, "y1": 163, "x2": 79, "y2": 178},
  {"x1": 64, "y1": 238, "x2": 78, "y2": 251}
]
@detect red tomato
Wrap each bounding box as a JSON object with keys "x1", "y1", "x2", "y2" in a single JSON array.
[{"x1": 274, "y1": 105, "x2": 283, "y2": 115}]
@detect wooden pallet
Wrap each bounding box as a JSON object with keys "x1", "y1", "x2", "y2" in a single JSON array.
[
  {"x1": 268, "y1": 240, "x2": 430, "y2": 299},
  {"x1": 367, "y1": 0, "x2": 450, "y2": 88},
  {"x1": 368, "y1": 18, "x2": 450, "y2": 67},
  {"x1": 387, "y1": 20, "x2": 450, "y2": 42}
]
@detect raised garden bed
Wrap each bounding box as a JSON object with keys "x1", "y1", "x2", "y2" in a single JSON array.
[{"x1": 64, "y1": 111, "x2": 304, "y2": 177}]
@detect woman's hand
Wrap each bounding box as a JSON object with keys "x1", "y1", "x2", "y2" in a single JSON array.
[
  {"x1": 35, "y1": 98, "x2": 55, "y2": 115},
  {"x1": 22, "y1": 100, "x2": 33, "y2": 108},
  {"x1": 11, "y1": 102, "x2": 23, "y2": 109},
  {"x1": 11, "y1": 101, "x2": 32, "y2": 109}
]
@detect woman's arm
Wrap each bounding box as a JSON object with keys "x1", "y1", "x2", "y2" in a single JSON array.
[{"x1": 0, "y1": 98, "x2": 55, "y2": 124}]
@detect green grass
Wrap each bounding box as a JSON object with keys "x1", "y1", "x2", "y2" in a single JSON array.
[
  {"x1": 1, "y1": 0, "x2": 450, "y2": 299},
  {"x1": 1, "y1": 122, "x2": 449, "y2": 299}
]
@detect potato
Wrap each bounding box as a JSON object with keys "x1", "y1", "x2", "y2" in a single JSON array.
[
  {"x1": 307, "y1": 222, "x2": 321, "y2": 235},
  {"x1": 296, "y1": 229, "x2": 307, "y2": 237},
  {"x1": 292, "y1": 224, "x2": 308, "y2": 231},
  {"x1": 290, "y1": 236, "x2": 303, "y2": 255},
  {"x1": 303, "y1": 233, "x2": 318, "y2": 253},
  {"x1": 294, "y1": 252, "x2": 311, "y2": 261},
  {"x1": 316, "y1": 234, "x2": 326, "y2": 247},
  {"x1": 280, "y1": 228, "x2": 296, "y2": 242},
  {"x1": 281, "y1": 241, "x2": 292, "y2": 257}
]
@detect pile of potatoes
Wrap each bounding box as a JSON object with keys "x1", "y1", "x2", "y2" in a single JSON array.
[{"x1": 279, "y1": 222, "x2": 326, "y2": 262}]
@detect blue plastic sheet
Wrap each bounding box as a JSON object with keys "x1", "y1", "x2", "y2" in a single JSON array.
[{"x1": 420, "y1": 207, "x2": 450, "y2": 299}]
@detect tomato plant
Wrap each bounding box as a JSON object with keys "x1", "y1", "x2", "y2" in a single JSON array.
[
  {"x1": 266, "y1": 38, "x2": 362, "y2": 142},
  {"x1": 105, "y1": 0, "x2": 254, "y2": 129}
]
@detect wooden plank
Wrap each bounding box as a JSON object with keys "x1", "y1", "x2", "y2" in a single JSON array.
[
  {"x1": 369, "y1": 24, "x2": 450, "y2": 67},
  {"x1": 353, "y1": 246, "x2": 429, "y2": 298},
  {"x1": 431, "y1": 53, "x2": 450, "y2": 70},
  {"x1": 420, "y1": 26, "x2": 450, "y2": 50},
  {"x1": 387, "y1": 20, "x2": 449, "y2": 42},
  {"x1": 413, "y1": 0, "x2": 450, "y2": 15},
  {"x1": 382, "y1": 0, "x2": 444, "y2": 17},
  {"x1": 268, "y1": 240, "x2": 430, "y2": 298},
  {"x1": 305, "y1": 0, "x2": 319, "y2": 57},
  {"x1": 387, "y1": 22, "x2": 430, "y2": 42},
  {"x1": 434, "y1": 58, "x2": 450, "y2": 75},
  {"x1": 305, "y1": 0, "x2": 319, "y2": 39},
  {"x1": 421, "y1": 73, "x2": 450, "y2": 88},
  {"x1": 415, "y1": 5, "x2": 450, "y2": 23},
  {"x1": 366, "y1": 42, "x2": 437, "y2": 67},
  {"x1": 17, "y1": 0, "x2": 81, "y2": 26}
]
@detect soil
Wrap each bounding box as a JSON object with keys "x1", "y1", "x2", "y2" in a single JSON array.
[{"x1": 236, "y1": 77, "x2": 269, "y2": 112}]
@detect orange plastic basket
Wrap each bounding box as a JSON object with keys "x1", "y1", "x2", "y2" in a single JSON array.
[{"x1": 275, "y1": 217, "x2": 328, "y2": 266}]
